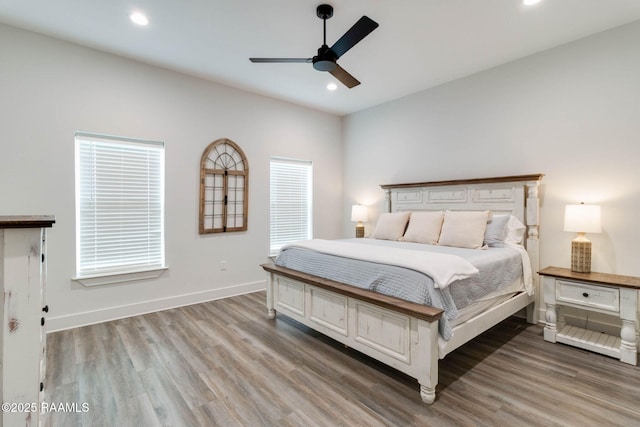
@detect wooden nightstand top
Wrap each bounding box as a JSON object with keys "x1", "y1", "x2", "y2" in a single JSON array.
[{"x1": 539, "y1": 266, "x2": 640, "y2": 290}]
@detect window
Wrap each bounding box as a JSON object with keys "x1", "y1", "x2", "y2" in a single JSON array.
[
  {"x1": 270, "y1": 157, "x2": 313, "y2": 256},
  {"x1": 74, "y1": 132, "x2": 165, "y2": 283},
  {"x1": 199, "y1": 138, "x2": 249, "y2": 234}
]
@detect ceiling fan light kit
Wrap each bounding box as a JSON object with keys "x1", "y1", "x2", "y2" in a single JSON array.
[{"x1": 249, "y1": 4, "x2": 378, "y2": 89}]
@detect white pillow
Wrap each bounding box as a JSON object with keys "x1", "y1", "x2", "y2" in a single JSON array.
[
  {"x1": 438, "y1": 210, "x2": 490, "y2": 249},
  {"x1": 402, "y1": 211, "x2": 444, "y2": 244},
  {"x1": 483, "y1": 214, "x2": 510, "y2": 247},
  {"x1": 371, "y1": 212, "x2": 411, "y2": 241},
  {"x1": 504, "y1": 215, "x2": 526, "y2": 245}
]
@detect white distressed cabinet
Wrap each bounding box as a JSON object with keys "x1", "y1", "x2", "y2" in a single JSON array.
[
  {"x1": 0, "y1": 216, "x2": 55, "y2": 427},
  {"x1": 540, "y1": 266, "x2": 639, "y2": 365}
]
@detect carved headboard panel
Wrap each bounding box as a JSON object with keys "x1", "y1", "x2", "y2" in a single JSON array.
[{"x1": 380, "y1": 174, "x2": 543, "y2": 243}]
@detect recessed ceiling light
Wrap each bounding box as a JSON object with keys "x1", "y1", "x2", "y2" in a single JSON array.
[
  {"x1": 523, "y1": 0, "x2": 542, "y2": 5},
  {"x1": 130, "y1": 11, "x2": 149, "y2": 26},
  {"x1": 327, "y1": 82, "x2": 338, "y2": 91}
]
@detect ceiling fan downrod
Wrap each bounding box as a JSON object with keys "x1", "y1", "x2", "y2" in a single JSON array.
[{"x1": 313, "y1": 4, "x2": 337, "y2": 72}]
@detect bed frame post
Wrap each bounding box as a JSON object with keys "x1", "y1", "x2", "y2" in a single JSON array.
[
  {"x1": 525, "y1": 180, "x2": 541, "y2": 324},
  {"x1": 384, "y1": 188, "x2": 392, "y2": 213},
  {"x1": 266, "y1": 272, "x2": 276, "y2": 319},
  {"x1": 416, "y1": 319, "x2": 439, "y2": 404}
]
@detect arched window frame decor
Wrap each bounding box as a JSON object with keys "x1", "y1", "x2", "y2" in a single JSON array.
[{"x1": 199, "y1": 138, "x2": 249, "y2": 234}]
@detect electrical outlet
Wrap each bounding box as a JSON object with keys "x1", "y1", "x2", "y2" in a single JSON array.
[{"x1": 220, "y1": 260, "x2": 227, "y2": 270}]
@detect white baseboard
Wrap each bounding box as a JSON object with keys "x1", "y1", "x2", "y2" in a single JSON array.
[{"x1": 46, "y1": 280, "x2": 266, "y2": 333}]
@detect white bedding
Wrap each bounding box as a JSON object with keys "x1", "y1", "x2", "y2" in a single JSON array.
[{"x1": 282, "y1": 238, "x2": 479, "y2": 289}]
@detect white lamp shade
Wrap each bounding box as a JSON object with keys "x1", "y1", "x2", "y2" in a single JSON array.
[
  {"x1": 564, "y1": 204, "x2": 601, "y2": 233},
  {"x1": 351, "y1": 205, "x2": 368, "y2": 222}
]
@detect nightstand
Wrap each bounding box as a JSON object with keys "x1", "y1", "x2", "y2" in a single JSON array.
[{"x1": 539, "y1": 267, "x2": 639, "y2": 365}]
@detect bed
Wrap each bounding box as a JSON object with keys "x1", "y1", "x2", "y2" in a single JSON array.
[{"x1": 262, "y1": 174, "x2": 543, "y2": 404}]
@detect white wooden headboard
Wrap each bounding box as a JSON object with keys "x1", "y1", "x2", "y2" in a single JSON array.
[{"x1": 380, "y1": 174, "x2": 544, "y2": 320}]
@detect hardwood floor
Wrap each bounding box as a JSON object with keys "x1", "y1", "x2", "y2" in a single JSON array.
[{"x1": 45, "y1": 292, "x2": 640, "y2": 426}]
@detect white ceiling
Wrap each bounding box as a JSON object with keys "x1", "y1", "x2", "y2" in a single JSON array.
[{"x1": 2, "y1": 0, "x2": 640, "y2": 116}]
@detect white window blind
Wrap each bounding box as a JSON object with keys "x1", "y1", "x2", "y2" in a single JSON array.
[
  {"x1": 75, "y1": 132, "x2": 165, "y2": 277},
  {"x1": 270, "y1": 157, "x2": 313, "y2": 256}
]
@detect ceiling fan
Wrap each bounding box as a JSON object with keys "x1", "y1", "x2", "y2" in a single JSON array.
[{"x1": 249, "y1": 4, "x2": 379, "y2": 89}]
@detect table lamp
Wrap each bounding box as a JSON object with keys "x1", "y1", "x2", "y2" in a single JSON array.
[
  {"x1": 351, "y1": 205, "x2": 368, "y2": 238},
  {"x1": 564, "y1": 203, "x2": 601, "y2": 273}
]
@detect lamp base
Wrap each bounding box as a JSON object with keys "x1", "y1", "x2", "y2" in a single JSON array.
[
  {"x1": 355, "y1": 223, "x2": 364, "y2": 238},
  {"x1": 571, "y1": 239, "x2": 592, "y2": 273}
]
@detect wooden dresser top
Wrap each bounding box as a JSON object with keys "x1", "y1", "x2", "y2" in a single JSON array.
[{"x1": 0, "y1": 215, "x2": 56, "y2": 229}]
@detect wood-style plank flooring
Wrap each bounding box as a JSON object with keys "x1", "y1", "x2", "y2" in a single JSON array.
[{"x1": 45, "y1": 292, "x2": 640, "y2": 426}]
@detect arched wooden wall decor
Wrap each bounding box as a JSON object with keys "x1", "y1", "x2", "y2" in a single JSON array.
[{"x1": 199, "y1": 138, "x2": 249, "y2": 234}]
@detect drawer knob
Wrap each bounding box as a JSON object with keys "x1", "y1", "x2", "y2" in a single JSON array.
[{"x1": 582, "y1": 292, "x2": 589, "y2": 298}]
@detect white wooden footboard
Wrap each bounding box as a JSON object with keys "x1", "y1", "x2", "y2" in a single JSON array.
[{"x1": 263, "y1": 264, "x2": 443, "y2": 404}]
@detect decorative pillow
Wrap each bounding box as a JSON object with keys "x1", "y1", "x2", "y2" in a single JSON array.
[
  {"x1": 438, "y1": 210, "x2": 491, "y2": 249},
  {"x1": 402, "y1": 211, "x2": 444, "y2": 244},
  {"x1": 371, "y1": 212, "x2": 411, "y2": 241},
  {"x1": 504, "y1": 215, "x2": 526, "y2": 245},
  {"x1": 483, "y1": 214, "x2": 510, "y2": 247}
]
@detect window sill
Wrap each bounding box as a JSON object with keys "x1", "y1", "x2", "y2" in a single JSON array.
[{"x1": 73, "y1": 266, "x2": 168, "y2": 287}]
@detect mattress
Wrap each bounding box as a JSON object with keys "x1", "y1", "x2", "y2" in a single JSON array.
[{"x1": 275, "y1": 238, "x2": 530, "y2": 340}]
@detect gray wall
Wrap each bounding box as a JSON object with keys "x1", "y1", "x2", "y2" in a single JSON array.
[
  {"x1": 342, "y1": 20, "x2": 640, "y2": 277},
  {"x1": 0, "y1": 23, "x2": 343, "y2": 330}
]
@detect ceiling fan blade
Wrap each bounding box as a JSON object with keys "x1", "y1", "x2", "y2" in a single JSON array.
[
  {"x1": 249, "y1": 58, "x2": 312, "y2": 63},
  {"x1": 329, "y1": 65, "x2": 360, "y2": 89},
  {"x1": 330, "y1": 16, "x2": 379, "y2": 59}
]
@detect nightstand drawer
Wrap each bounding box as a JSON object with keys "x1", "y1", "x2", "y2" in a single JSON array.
[{"x1": 556, "y1": 280, "x2": 619, "y2": 313}]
